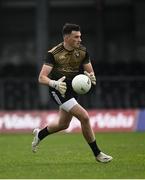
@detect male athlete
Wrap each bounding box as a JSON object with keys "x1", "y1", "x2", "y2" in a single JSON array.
[{"x1": 32, "y1": 23, "x2": 113, "y2": 163}]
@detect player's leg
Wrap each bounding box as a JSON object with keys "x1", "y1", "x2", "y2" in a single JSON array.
[
  {"x1": 69, "y1": 103, "x2": 113, "y2": 163},
  {"x1": 40, "y1": 108, "x2": 72, "y2": 135},
  {"x1": 32, "y1": 108, "x2": 72, "y2": 153},
  {"x1": 69, "y1": 103, "x2": 96, "y2": 144}
]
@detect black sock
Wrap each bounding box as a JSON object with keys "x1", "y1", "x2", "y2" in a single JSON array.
[
  {"x1": 88, "y1": 140, "x2": 101, "y2": 157},
  {"x1": 38, "y1": 127, "x2": 50, "y2": 140}
]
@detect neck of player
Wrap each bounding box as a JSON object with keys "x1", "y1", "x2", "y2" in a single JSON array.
[{"x1": 63, "y1": 42, "x2": 74, "y2": 51}]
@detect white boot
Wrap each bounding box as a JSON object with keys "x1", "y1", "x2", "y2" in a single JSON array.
[
  {"x1": 32, "y1": 128, "x2": 40, "y2": 153},
  {"x1": 96, "y1": 152, "x2": 113, "y2": 163}
]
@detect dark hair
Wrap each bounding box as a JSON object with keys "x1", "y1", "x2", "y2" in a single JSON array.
[{"x1": 62, "y1": 23, "x2": 81, "y2": 36}]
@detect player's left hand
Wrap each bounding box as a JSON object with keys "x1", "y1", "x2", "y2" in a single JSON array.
[{"x1": 84, "y1": 71, "x2": 96, "y2": 85}]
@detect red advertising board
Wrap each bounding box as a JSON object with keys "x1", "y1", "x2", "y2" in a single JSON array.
[
  {"x1": 87, "y1": 110, "x2": 138, "y2": 132},
  {"x1": 0, "y1": 110, "x2": 138, "y2": 133}
]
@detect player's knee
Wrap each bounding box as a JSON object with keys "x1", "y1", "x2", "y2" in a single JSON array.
[
  {"x1": 80, "y1": 112, "x2": 89, "y2": 123},
  {"x1": 60, "y1": 123, "x2": 70, "y2": 130}
]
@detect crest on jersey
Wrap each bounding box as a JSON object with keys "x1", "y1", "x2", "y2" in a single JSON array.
[{"x1": 74, "y1": 51, "x2": 80, "y2": 57}]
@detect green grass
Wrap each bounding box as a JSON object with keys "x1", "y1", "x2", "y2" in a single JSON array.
[{"x1": 0, "y1": 132, "x2": 145, "y2": 179}]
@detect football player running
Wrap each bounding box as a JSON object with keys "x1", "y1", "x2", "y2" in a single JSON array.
[{"x1": 32, "y1": 23, "x2": 113, "y2": 163}]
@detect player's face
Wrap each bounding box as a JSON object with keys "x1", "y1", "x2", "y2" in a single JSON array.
[{"x1": 67, "y1": 31, "x2": 82, "y2": 49}]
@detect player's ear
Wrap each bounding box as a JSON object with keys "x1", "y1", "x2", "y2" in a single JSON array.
[
  {"x1": 64, "y1": 34, "x2": 70, "y2": 41},
  {"x1": 63, "y1": 34, "x2": 67, "y2": 40}
]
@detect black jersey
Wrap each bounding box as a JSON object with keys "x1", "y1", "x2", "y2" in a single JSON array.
[{"x1": 44, "y1": 42, "x2": 90, "y2": 81}]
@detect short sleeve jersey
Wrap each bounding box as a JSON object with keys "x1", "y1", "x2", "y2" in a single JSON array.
[{"x1": 44, "y1": 42, "x2": 90, "y2": 81}]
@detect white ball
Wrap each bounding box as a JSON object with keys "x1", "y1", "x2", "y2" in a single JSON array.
[{"x1": 72, "y1": 74, "x2": 91, "y2": 94}]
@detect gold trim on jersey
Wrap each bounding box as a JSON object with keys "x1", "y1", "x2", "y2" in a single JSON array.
[
  {"x1": 48, "y1": 43, "x2": 64, "y2": 55},
  {"x1": 48, "y1": 43, "x2": 89, "y2": 80}
]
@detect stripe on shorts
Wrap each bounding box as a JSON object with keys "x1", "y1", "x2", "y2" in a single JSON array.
[{"x1": 51, "y1": 91, "x2": 62, "y2": 105}]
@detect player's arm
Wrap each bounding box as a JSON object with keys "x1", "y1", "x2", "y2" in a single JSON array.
[
  {"x1": 83, "y1": 62, "x2": 96, "y2": 85},
  {"x1": 38, "y1": 64, "x2": 53, "y2": 86},
  {"x1": 83, "y1": 62, "x2": 95, "y2": 74},
  {"x1": 39, "y1": 64, "x2": 67, "y2": 95},
  {"x1": 83, "y1": 63, "x2": 96, "y2": 85},
  {"x1": 38, "y1": 53, "x2": 67, "y2": 95},
  {"x1": 82, "y1": 51, "x2": 96, "y2": 85}
]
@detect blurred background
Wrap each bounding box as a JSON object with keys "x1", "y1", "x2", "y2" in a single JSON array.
[
  {"x1": 0, "y1": 0, "x2": 145, "y2": 110},
  {"x1": 0, "y1": 2, "x2": 145, "y2": 177}
]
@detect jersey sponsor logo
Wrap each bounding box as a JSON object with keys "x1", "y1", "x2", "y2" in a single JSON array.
[{"x1": 59, "y1": 55, "x2": 66, "y2": 60}]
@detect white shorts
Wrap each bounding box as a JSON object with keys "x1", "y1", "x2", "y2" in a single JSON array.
[{"x1": 60, "y1": 98, "x2": 78, "y2": 112}]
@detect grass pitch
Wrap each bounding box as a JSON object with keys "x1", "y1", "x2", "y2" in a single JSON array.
[{"x1": 0, "y1": 132, "x2": 145, "y2": 179}]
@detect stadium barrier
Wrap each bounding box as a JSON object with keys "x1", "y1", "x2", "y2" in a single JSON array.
[
  {"x1": 0, "y1": 109, "x2": 145, "y2": 133},
  {"x1": 0, "y1": 77, "x2": 145, "y2": 109}
]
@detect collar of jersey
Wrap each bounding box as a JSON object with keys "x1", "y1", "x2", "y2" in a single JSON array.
[{"x1": 62, "y1": 43, "x2": 75, "y2": 52}]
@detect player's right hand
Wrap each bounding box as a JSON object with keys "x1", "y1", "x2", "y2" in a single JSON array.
[{"x1": 49, "y1": 76, "x2": 67, "y2": 96}]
